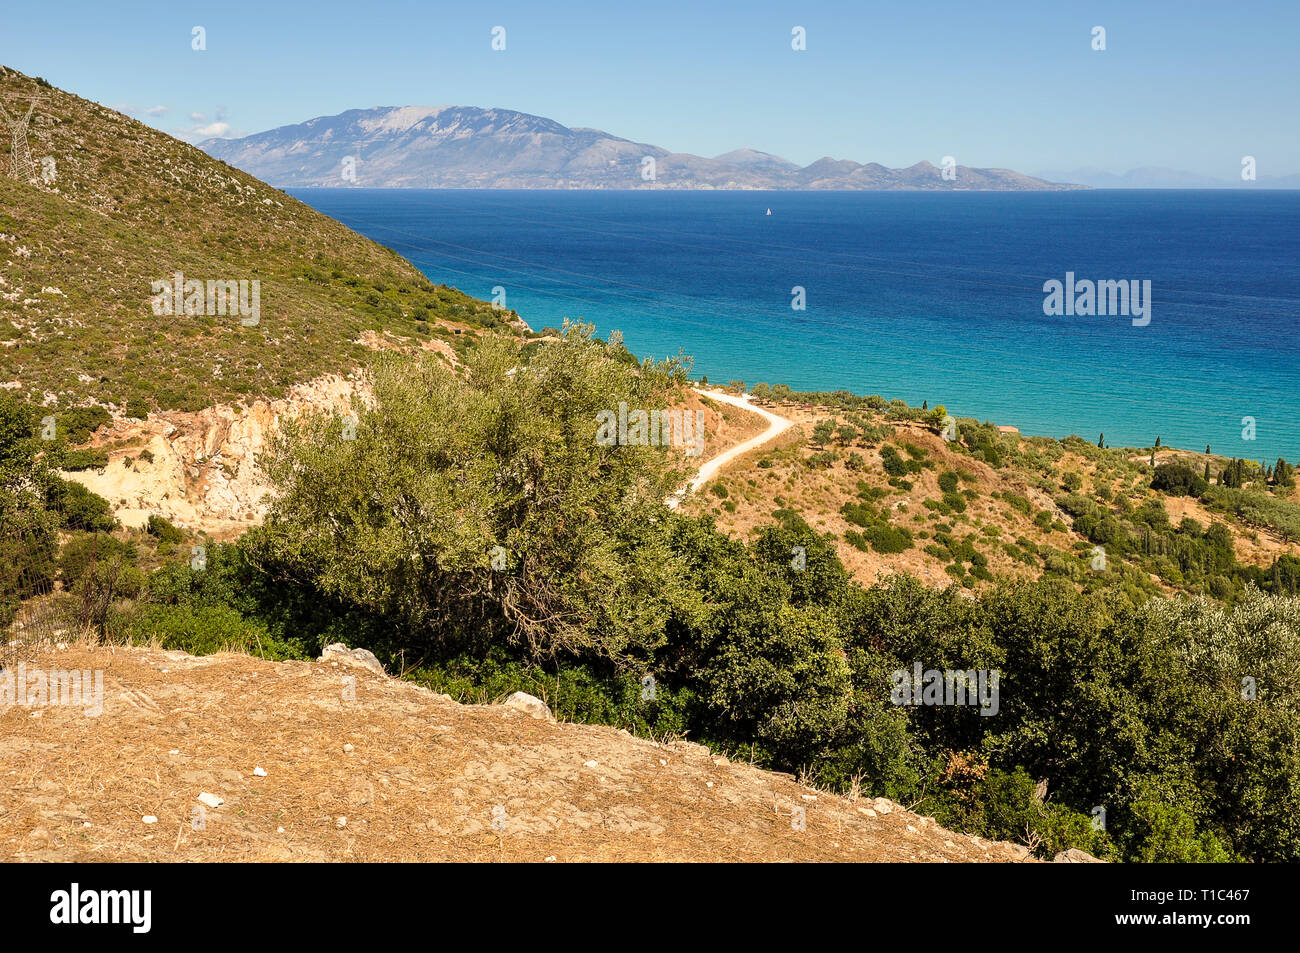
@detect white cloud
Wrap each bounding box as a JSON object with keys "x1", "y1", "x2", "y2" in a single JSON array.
[
  {"x1": 146, "y1": 105, "x2": 168, "y2": 117},
  {"x1": 189, "y1": 111, "x2": 205, "y2": 121},
  {"x1": 193, "y1": 121, "x2": 231, "y2": 138}
]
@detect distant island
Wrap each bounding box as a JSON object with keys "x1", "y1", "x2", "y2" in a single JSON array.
[
  {"x1": 199, "y1": 105, "x2": 1085, "y2": 191},
  {"x1": 1032, "y1": 164, "x2": 1300, "y2": 189}
]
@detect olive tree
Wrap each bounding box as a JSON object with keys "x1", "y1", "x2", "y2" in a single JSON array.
[{"x1": 252, "y1": 324, "x2": 695, "y2": 662}]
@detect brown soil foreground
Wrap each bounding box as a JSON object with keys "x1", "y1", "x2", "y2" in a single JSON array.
[{"x1": 0, "y1": 644, "x2": 1036, "y2": 862}]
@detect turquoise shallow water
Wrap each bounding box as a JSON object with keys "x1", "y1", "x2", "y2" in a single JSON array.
[{"x1": 293, "y1": 188, "x2": 1300, "y2": 462}]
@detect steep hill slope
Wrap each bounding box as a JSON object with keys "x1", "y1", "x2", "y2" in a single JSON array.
[
  {"x1": 0, "y1": 641, "x2": 1037, "y2": 862},
  {"x1": 0, "y1": 66, "x2": 515, "y2": 418}
]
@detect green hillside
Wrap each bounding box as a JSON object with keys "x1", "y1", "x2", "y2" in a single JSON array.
[{"x1": 0, "y1": 65, "x2": 514, "y2": 416}]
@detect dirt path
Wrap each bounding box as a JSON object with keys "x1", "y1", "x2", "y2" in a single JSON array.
[
  {"x1": 667, "y1": 389, "x2": 795, "y2": 509},
  {"x1": 0, "y1": 643, "x2": 1033, "y2": 862}
]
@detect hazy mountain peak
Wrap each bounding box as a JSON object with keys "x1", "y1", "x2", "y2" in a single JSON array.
[
  {"x1": 201, "y1": 105, "x2": 1081, "y2": 191},
  {"x1": 353, "y1": 105, "x2": 450, "y2": 134},
  {"x1": 712, "y1": 148, "x2": 800, "y2": 169}
]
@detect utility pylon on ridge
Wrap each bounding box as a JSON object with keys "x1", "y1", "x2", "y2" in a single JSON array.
[{"x1": 0, "y1": 96, "x2": 40, "y2": 182}]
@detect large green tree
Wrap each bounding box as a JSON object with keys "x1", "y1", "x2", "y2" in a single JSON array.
[{"x1": 251, "y1": 324, "x2": 695, "y2": 661}]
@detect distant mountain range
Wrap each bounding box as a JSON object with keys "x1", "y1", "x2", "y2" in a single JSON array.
[
  {"x1": 199, "y1": 106, "x2": 1081, "y2": 191},
  {"x1": 1033, "y1": 166, "x2": 1300, "y2": 189}
]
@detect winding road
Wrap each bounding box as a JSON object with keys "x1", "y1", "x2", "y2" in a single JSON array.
[{"x1": 666, "y1": 389, "x2": 795, "y2": 509}]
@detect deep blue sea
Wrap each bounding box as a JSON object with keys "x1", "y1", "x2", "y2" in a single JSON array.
[{"x1": 292, "y1": 188, "x2": 1300, "y2": 461}]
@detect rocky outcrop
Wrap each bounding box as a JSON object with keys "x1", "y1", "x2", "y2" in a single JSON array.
[
  {"x1": 317, "y1": 643, "x2": 387, "y2": 677},
  {"x1": 501, "y1": 691, "x2": 555, "y2": 722},
  {"x1": 63, "y1": 374, "x2": 365, "y2": 535},
  {"x1": 1053, "y1": 848, "x2": 1105, "y2": 863}
]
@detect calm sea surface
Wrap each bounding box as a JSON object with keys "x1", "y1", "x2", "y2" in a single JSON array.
[{"x1": 293, "y1": 188, "x2": 1300, "y2": 461}]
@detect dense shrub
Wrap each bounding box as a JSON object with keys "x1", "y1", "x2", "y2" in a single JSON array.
[
  {"x1": 0, "y1": 519, "x2": 57, "y2": 626},
  {"x1": 861, "y1": 523, "x2": 914, "y2": 553},
  {"x1": 46, "y1": 478, "x2": 115, "y2": 532},
  {"x1": 1151, "y1": 462, "x2": 1209, "y2": 497},
  {"x1": 126, "y1": 603, "x2": 299, "y2": 660},
  {"x1": 958, "y1": 421, "x2": 1006, "y2": 467},
  {"x1": 1, "y1": 395, "x2": 61, "y2": 622},
  {"x1": 146, "y1": 514, "x2": 185, "y2": 543},
  {"x1": 842, "y1": 502, "x2": 914, "y2": 553},
  {"x1": 410, "y1": 649, "x2": 692, "y2": 737},
  {"x1": 694, "y1": 601, "x2": 851, "y2": 760},
  {"x1": 880, "y1": 445, "x2": 908, "y2": 477},
  {"x1": 1124, "y1": 800, "x2": 1233, "y2": 862},
  {"x1": 57, "y1": 406, "x2": 112, "y2": 444},
  {"x1": 61, "y1": 449, "x2": 109, "y2": 471},
  {"x1": 73, "y1": 556, "x2": 144, "y2": 631},
  {"x1": 928, "y1": 763, "x2": 1111, "y2": 859},
  {"x1": 58, "y1": 532, "x2": 134, "y2": 588}
]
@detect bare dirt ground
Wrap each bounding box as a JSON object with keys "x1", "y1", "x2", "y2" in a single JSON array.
[{"x1": 0, "y1": 643, "x2": 1034, "y2": 863}]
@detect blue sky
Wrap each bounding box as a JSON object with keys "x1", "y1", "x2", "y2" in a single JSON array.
[{"x1": 2, "y1": 0, "x2": 1297, "y2": 177}]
